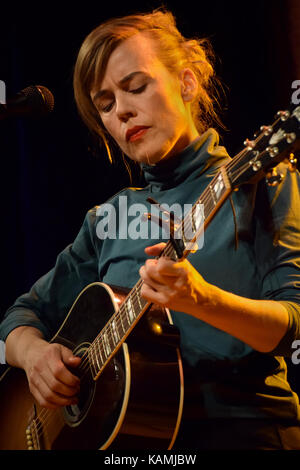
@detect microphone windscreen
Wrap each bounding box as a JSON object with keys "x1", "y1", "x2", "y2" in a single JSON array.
[{"x1": 22, "y1": 85, "x2": 55, "y2": 116}]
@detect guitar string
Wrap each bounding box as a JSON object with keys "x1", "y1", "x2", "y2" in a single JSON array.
[
  {"x1": 29, "y1": 124, "x2": 282, "y2": 441},
  {"x1": 228, "y1": 148, "x2": 280, "y2": 183},
  {"x1": 227, "y1": 114, "x2": 291, "y2": 180}
]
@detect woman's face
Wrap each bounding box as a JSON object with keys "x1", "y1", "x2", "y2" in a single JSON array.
[{"x1": 90, "y1": 33, "x2": 199, "y2": 165}]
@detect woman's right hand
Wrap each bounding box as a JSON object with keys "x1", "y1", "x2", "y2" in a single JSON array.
[
  {"x1": 24, "y1": 339, "x2": 81, "y2": 409},
  {"x1": 6, "y1": 327, "x2": 81, "y2": 409}
]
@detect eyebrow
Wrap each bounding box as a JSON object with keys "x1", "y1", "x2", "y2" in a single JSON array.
[{"x1": 92, "y1": 71, "x2": 146, "y2": 102}]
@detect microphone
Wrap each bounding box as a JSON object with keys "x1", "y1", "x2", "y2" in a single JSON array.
[{"x1": 0, "y1": 85, "x2": 54, "y2": 120}]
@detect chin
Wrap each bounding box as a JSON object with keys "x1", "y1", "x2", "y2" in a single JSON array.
[
  {"x1": 126, "y1": 147, "x2": 161, "y2": 165},
  {"x1": 124, "y1": 135, "x2": 173, "y2": 165}
]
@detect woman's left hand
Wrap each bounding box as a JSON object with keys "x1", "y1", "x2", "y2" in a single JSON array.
[{"x1": 139, "y1": 242, "x2": 210, "y2": 314}]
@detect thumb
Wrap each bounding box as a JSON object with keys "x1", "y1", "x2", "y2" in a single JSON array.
[
  {"x1": 145, "y1": 242, "x2": 166, "y2": 257},
  {"x1": 60, "y1": 345, "x2": 81, "y2": 367}
]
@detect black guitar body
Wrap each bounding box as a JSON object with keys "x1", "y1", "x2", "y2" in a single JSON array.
[{"x1": 0, "y1": 282, "x2": 184, "y2": 450}]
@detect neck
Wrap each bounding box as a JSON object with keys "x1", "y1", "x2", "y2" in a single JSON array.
[{"x1": 158, "y1": 125, "x2": 200, "y2": 166}]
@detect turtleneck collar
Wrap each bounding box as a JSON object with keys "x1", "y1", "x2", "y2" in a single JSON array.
[{"x1": 141, "y1": 128, "x2": 229, "y2": 191}]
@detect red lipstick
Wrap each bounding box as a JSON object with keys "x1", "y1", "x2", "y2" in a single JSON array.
[{"x1": 126, "y1": 126, "x2": 149, "y2": 142}]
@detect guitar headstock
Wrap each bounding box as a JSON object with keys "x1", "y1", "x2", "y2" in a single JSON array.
[{"x1": 228, "y1": 103, "x2": 300, "y2": 188}]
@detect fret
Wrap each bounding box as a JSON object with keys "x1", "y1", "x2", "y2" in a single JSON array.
[
  {"x1": 124, "y1": 302, "x2": 131, "y2": 326},
  {"x1": 191, "y1": 207, "x2": 197, "y2": 233},
  {"x1": 121, "y1": 304, "x2": 130, "y2": 330},
  {"x1": 203, "y1": 196, "x2": 213, "y2": 220},
  {"x1": 136, "y1": 285, "x2": 147, "y2": 310},
  {"x1": 97, "y1": 340, "x2": 105, "y2": 366},
  {"x1": 88, "y1": 347, "x2": 98, "y2": 377},
  {"x1": 110, "y1": 318, "x2": 120, "y2": 344},
  {"x1": 180, "y1": 202, "x2": 204, "y2": 248},
  {"x1": 180, "y1": 217, "x2": 188, "y2": 245},
  {"x1": 93, "y1": 341, "x2": 103, "y2": 373},
  {"x1": 209, "y1": 183, "x2": 217, "y2": 205},
  {"x1": 213, "y1": 173, "x2": 226, "y2": 199},
  {"x1": 108, "y1": 324, "x2": 117, "y2": 350},
  {"x1": 103, "y1": 330, "x2": 111, "y2": 357},
  {"x1": 124, "y1": 297, "x2": 135, "y2": 324},
  {"x1": 191, "y1": 203, "x2": 204, "y2": 233},
  {"x1": 118, "y1": 309, "x2": 126, "y2": 334},
  {"x1": 128, "y1": 296, "x2": 136, "y2": 321},
  {"x1": 136, "y1": 289, "x2": 143, "y2": 310}
]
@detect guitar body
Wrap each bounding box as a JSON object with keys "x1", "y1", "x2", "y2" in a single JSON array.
[{"x1": 0, "y1": 282, "x2": 184, "y2": 450}]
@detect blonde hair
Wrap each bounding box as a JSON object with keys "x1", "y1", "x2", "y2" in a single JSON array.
[{"x1": 73, "y1": 9, "x2": 224, "y2": 161}]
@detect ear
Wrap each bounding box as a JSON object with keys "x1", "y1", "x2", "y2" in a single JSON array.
[{"x1": 179, "y1": 68, "x2": 198, "y2": 102}]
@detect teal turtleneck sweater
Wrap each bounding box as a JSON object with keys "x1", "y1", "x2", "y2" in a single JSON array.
[{"x1": 1, "y1": 129, "x2": 300, "y2": 419}]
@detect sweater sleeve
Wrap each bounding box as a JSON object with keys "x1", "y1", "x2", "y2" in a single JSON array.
[
  {"x1": 0, "y1": 207, "x2": 100, "y2": 342},
  {"x1": 254, "y1": 162, "x2": 300, "y2": 356}
]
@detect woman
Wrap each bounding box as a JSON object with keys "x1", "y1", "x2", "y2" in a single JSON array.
[{"x1": 1, "y1": 9, "x2": 300, "y2": 449}]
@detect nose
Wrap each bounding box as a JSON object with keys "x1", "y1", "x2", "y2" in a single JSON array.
[{"x1": 115, "y1": 93, "x2": 137, "y2": 122}]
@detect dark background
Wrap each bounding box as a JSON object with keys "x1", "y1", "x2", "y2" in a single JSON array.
[{"x1": 0, "y1": 0, "x2": 299, "y2": 390}]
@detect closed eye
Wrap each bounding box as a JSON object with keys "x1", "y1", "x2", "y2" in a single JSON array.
[
  {"x1": 129, "y1": 84, "x2": 147, "y2": 94},
  {"x1": 101, "y1": 102, "x2": 114, "y2": 113},
  {"x1": 98, "y1": 84, "x2": 147, "y2": 113}
]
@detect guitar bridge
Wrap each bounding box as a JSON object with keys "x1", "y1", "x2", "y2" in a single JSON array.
[{"x1": 26, "y1": 405, "x2": 40, "y2": 450}]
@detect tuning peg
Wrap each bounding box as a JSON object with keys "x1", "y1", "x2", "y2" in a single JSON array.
[
  {"x1": 260, "y1": 125, "x2": 273, "y2": 135},
  {"x1": 286, "y1": 132, "x2": 297, "y2": 144},
  {"x1": 276, "y1": 110, "x2": 290, "y2": 121},
  {"x1": 265, "y1": 167, "x2": 284, "y2": 186},
  {"x1": 288, "y1": 153, "x2": 298, "y2": 172},
  {"x1": 243, "y1": 138, "x2": 255, "y2": 149},
  {"x1": 253, "y1": 125, "x2": 273, "y2": 138}
]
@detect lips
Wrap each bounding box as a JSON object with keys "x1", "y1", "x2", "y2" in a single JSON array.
[{"x1": 126, "y1": 126, "x2": 150, "y2": 142}]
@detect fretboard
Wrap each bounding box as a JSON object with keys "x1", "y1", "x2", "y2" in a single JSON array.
[{"x1": 88, "y1": 281, "x2": 149, "y2": 380}]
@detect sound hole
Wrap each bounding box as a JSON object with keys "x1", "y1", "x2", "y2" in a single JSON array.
[{"x1": 63, "y1": 343, "x2": 95, "y2": 427}]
